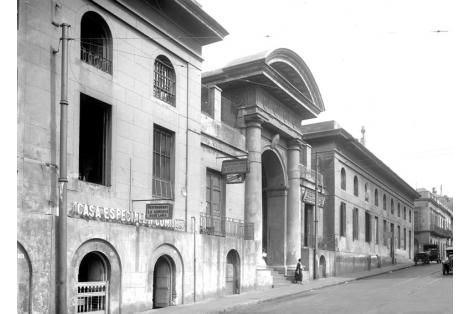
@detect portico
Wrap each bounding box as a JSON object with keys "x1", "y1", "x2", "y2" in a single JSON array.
[{"x1": 202, "y1": 48, "x2": 325, "y2": 283}]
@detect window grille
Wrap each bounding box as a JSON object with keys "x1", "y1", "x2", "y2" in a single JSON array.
[
  {"x1": 77, "y1": 281, "x2": 107, "y2": 313},
  {"x1": 154, "y1": 56, "x2": 176, "y2": 105}
]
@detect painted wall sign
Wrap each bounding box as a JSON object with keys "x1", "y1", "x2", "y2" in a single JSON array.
[
  {"x1": 146, "y1": 203, "x2": 173, "y2": 219},
  {"x1": 221, "y1": 159, "x2": 249, "y2": 175},
  {"x1": 303, "y1": 189, "x2": 325, "y2": 206},
  {"x1": 70, "y1": 202, "x2": 184, "y2": 231}
]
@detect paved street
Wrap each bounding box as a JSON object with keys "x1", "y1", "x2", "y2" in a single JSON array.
[{"x1": 227, "y1": 264, "x2": 452, "y2": 314}]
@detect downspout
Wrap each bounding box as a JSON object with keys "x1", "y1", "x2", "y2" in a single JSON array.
[
  {"x1": 57, "y1": 23, "x2": 70, "y2": 314},
  {"x1": 313, "y1": 151, "x2": 318, "y2": 280},
  {"x1": 185, "y1": 62, "x2": 189, "y2": 231}
]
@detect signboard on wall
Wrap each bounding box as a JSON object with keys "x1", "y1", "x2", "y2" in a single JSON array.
[
  {"x1": 146, "y1": 203, "x2": 173, "y2": 220},
  {"x1": 225, "y1": 173, "x2": 245, "y2": 184},
  {"x1": 303, "y1": 189, "x2": 325, "y2": 207},
  {"x1": 221, "y1": 159, "x2": 249, "y2": 175}
]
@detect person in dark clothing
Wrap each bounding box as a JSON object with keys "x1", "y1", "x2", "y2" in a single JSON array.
[{"x1": 294, "y1": 258, "x2": 303, "y2": 284}]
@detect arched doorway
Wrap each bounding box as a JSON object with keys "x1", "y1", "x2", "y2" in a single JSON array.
[
  {"x1": 261, "y1": 149, "x2": 287, "y2": 266},
  {"x1": 319, "y1": 255, "x2": 326, "y2": 278},
  {"x1": 77, "y1": 252, "x2": 109, "y2": 313},
  {"x1": 225, "y1": 250, "x2": 241, "y2": 295},
  {"x1": 153, "y1": 255, "x2": 176, "y2": 308},
  {"x1": 17, "y1": 243, "x2": 31, "y2": 314}
]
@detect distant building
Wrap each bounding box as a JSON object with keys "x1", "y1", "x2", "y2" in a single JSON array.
[
  {"x1": 414, "y1": 188, "x2": 453, "y2": 257},
  {"x1": 302, "y1": 121, "x2": 420, "y2": 276}
]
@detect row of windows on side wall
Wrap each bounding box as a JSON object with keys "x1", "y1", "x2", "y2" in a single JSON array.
[
  {"x1": 340, "y1": 167, "x2": 412, "y2": 222},
  {"x1": 80, "y1": 11, "x2": 176, "y2": 106}
]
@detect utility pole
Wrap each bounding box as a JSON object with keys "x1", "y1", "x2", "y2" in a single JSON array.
[
  {"x1": 313, "y1": 151, "x2": 318, "y2": 279},
  {"x1": 57, "y1": 23, "x2": 70, "y2": 314}
]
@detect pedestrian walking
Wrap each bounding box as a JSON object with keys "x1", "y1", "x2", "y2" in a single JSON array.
[{"x1": 294, "y1": 258, "x2": 303, "y2": 284}]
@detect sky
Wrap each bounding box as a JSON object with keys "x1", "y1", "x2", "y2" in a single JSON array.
[{"x1": 197, "y1": 0, "x2": 469, "y2": 198}]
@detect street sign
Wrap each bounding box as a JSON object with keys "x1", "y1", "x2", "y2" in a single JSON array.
[
  {"x1": 146, "y1": 203, "x2": 173, "y2": 220},
  {"x1": 225, "y1": 173, "x2": 245, "y2": 184},
  {"x1": 221, "y1": 159, "x2": 249, "y2": 175}
]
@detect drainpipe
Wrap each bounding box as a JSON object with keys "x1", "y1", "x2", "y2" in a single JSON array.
[
  {"x1": 57, "y1": 23, "x2": 70, "y2": 314},
  {"x1": 313, "y1": 151, "x2": 318, "y2": 279},
  {"x1": 192, "y1": 216, "x2": 196, "y2": 302},
  {"x1": 185, "y1": 62, "x2": 189, "y2": 231}
]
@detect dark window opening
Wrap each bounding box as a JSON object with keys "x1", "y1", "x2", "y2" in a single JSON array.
[
  {"x1": 383, "y1": 194, "x2": 387, "y2": 210},
  {"x1": 365, "y1": 212, "x2": 371, "y2": 243},
  {"x1": 340, "y1": 168, "x2": 346, "y2": 190},
  {"x1": 340, "y1": 202, "x2": 346, "y2": 237},
  {"x1": 397, "y1": 225, "x2": 401, "y2": 249},
  {"x1": 383, "y1": 220, "x2": 387, "y2": 245},
  {"x1": 80, "y1": 11, "x2": 112, "y2": 73},
  {"x1": 374, "y1": 189, "x2": 378, "y2": 206},
  {"x1": 153, "y1": 125, "x2": 174, "y2": 199},
  {"x1": 154, "y1": 55, "x2": 176, "y2": 106},
  {"x1": 304, "y1": 205, "x2": 313, "y2": 246},
  {"x1": 391, "y1": 199, "x2": 394, "y2": 215},
  {"x1": 353, "y1": 207, "x2": 359, "y2": 240},
  {"x1": 353, "y1": 176, "x2": 358, "y2": 196},
  {"x1": 375, "y1": 216, "x2": 379, "y2": 244},
  {"x1": 79, "y1": 94, "x2": 111, "y2": 186},
  {"x1": 404, "y1": 228, "x2": 407, "y2": 250},
  {"x1": 364, "y1": 183, "x2": 369, "y2": 202}
]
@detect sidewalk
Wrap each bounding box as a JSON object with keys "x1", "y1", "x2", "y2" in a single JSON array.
[{"x1": 140, "y1": 263, "x2": 414, "y2": 314}]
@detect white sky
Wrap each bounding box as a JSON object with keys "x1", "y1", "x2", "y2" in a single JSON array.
[{"x1": 198, "y1": 0, "x2": 469, "y2": 197}]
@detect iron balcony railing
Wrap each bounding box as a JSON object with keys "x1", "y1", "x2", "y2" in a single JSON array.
[
  {"x1": 76, "y1": 281, "x2": 107, "y2": 313},
  {"x1": 299, "y1": 164, "x2": 324, "y2": 187},
  {"x1": 430, "y1": 224, "x2": 453, "y2": 238},
  {"x1": 81, "y1": 47, "x2": 112, "y2": 74},
  {"x1": 200, "y1": 213, "x2": 254, "y2": 240}
]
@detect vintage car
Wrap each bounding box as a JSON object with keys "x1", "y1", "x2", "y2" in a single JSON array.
[
  {"x1": 442, "y1": 247, "x2": 453, "y2": 275},
  {"x1": 423, "y1": 244, "x2": 441, "y2": 263},
  {"x1": 414, "y1": 251, "x2": 430, "y2": 265}
]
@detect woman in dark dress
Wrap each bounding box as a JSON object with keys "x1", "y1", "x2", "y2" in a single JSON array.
[{"x1": 295, "y1": 258, "x2": 303, "y2": 284}]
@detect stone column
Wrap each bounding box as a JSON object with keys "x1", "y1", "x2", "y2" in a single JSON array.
[
  {"x1": 245, "y1": 116, "x2": 264, "y2": 267},
  {"x1": 286, "y1": 139, "x2": 302, "y2": 269}
]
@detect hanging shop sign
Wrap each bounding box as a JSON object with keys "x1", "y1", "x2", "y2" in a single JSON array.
[
  {"x1": 70, "y1": 202, "x2": 184, "y2": 231},
  {"x1": 221, "y1": 159, "x2": 249, "y2": 175},
  {"x1": 302, "y1": 189, "x2": 325, "y2": 207},
  {"x1": 225, "y1": 173, "x2": 245, "y2": 184},
  {"x1": 146, "y1": 203, "x2": 173, "y2": 220}
]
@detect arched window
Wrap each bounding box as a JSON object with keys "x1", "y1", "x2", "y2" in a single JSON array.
[
  {"x1": 340, "y1": 168, "x2": 346, "y2": 190},
  {"x1": 374, "y1": 189, "x2": 378, "y2": 206},
  {"x1": 391, "y1": 199, "x2": 394, "y2": 214},
  {"x1": 383, "y1": 194, "x2": 387, "y2": 210},
  {"x1": 154, "y1": 55, "x2": 176, "y2": 106},
  {"x1": 398, "y1": 203, "x2": 401, "y2": 217},
  {"x1": 80, "y1": 11, "x2": 112, "y2": 73},
  {"x1": 364, "y1": 183, "x2": 369, "y2": 202},
  {"x1": 353, "y1": 176, "x2": 358, "y2": 196}
]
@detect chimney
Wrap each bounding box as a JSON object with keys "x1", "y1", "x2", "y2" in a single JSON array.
[{"x1": 360, "y1": 126, "x2": 366, "y2": 146}]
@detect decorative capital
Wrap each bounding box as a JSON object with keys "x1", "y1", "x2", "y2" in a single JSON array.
[
  {"x1": 244, "y1": 113, "x2": 267, "y2": 128},
  {"x1": 287, "y1": 138, "x2": 303, "y2": 150}
]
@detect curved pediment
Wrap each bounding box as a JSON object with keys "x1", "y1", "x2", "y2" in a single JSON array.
[{"x1": 203, "y1": 48, "x2": 325, "y2": 118}]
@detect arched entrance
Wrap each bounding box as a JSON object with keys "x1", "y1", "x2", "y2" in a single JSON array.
[
  {"x1": 319, "y1": 255, "x2": 326, "y2": 278},
  {"x1": 77, "y1": 252, "x2": 109, "y2": 313},
  {"x1": 153, "y1": 255, "x2": 176, "y2": 308},
  {"x1": 17, "y1": 243, "x2": 31, "y2": 314},
  {"x1": 225, "y1": 250, "x2": 241, "y2": 295},
  {"x1": 261, "y1": 149, "x2": 287, "y2": 267}
]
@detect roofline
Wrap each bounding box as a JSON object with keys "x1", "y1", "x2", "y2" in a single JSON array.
[{"x1": 303, "y1": 128, "x2": 421, "y2": 199}]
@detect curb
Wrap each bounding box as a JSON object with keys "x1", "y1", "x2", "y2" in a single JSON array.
[{"x1": 220, "y1": 264, "x2": 414, "y2": 313}]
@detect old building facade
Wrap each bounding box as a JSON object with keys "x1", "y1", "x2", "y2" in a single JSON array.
[
  {"x1": 414, "y1": 188, "x2": 453, "y2": 258},
  {"x1": 17, "y1": 1, "x2": 328, "y2": 313},
  {"x1": 302, "y1": 121, "x2": 420, "y2": 276}
]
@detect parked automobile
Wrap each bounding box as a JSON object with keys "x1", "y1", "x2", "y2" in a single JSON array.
[
  {"x1": 414, "y1": 251, "x2": 430, "y2": 265},
  {"x1": 442, "y1": 247, "x2": 453, "y2": 275},
  {"x1": 423, "y1": 244, "x2": 441, "y2": 263}
]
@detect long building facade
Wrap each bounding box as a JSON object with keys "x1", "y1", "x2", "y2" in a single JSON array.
[
  {"x1": 302, "y1": 121, "x2": 420, "y2": 276},
  {"x1": 17, "y1": 1, "x2": 328, "y2": 313},
  {"x1": 414, "y1": 188, "x2": 453, "y2": 258}
]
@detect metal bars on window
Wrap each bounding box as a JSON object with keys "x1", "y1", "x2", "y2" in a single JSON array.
[
  {"x1": 77, "y1": 281, "x2": 107, "y2": 313},
  {"x1": 152, "y1": 126, "x2": 173, "y2": 199},
  {"x1": 154, "y1": 57, "x2": 176, "y2": 106}
]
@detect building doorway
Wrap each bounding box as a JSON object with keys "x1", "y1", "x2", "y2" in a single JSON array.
[
  {"x1": 319, "y1": 255, "x2": 326, "y2": 278},
  {"x1": 153, "y1": 255, "x2": 176, "y2": 308},
  {"x1": 17, "y1": 243, "x2": 31, "y2": 314},
  {"x1": 77, "y1": 252, "x2": 109, "y2": 314},
  {"x1": 390, "y1": 223, "x2": 395, "y2": 263},
  {"x1": 261, "y1": 149, "x2": 287, "y2": 266},
  {"x1": 225, "y1": 250, "x2": 240, "y2": 295}
]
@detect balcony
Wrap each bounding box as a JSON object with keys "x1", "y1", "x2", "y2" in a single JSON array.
[
  {"x1": 430, "y1": 224, "x2": 453, "y2": 238},
  {"x1": 81, "y1": 47, "x2": 112, "y2": 74},
  {"x1": 299, "y1": 164, "x2": 324, "y2": 187},
  {"x1": 200, "y1": 213, "x2": 254, "y2": 240}
]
